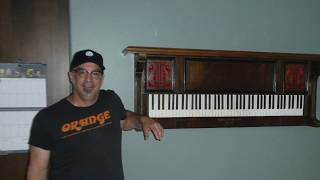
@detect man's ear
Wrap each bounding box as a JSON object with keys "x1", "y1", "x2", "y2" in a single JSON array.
[{"x1": 68, "y1": 72, "x2": 74, "y2": 84}]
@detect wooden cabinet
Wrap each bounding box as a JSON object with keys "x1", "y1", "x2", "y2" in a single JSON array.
[{"x1": 0, "y1": 0, "x2": 70, "y2": 179}]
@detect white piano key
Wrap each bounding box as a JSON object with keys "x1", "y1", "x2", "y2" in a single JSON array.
[
  {"x1": 163, "y1": 94, "x2": 169, "y2": 117},
  {"x1": 148, "y1": 94, "x2": 153, "y2": 117},
  {"x1": 265, "y1": 95, "x2": 270, "y2": 116},
  {"x1": 177, "y1": 94, "x2": 183, "y2": 117}
]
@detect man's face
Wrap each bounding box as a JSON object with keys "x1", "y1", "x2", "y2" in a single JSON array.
[{"x1": 69, "y1": 62, "x2": 104, "y2": 101}]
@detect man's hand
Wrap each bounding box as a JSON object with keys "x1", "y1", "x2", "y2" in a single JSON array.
[
  {"x1": 121, "y1": 111, "x2": 164, "y2": 141},
  {"x1": 140, "y1": 116, "x2": 164, "y2": 141}
]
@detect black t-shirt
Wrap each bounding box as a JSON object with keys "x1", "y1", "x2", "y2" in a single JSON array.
[{"x1": 29, "y1": 90, "x2": 127, "y2": 180}]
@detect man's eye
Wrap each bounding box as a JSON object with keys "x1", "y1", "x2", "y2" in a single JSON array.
[
  {"x1": 92, "y1": 72, "x2": 102, "y2": 76},
  {"x1": 78, "y1": 70, "x2": 87, "y2": 75}
]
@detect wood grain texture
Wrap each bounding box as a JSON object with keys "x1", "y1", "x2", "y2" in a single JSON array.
[{"x1": 0, "y1": 0, "x2": 70, "y2": 179}]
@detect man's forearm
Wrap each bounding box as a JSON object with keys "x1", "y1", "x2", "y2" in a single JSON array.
[
  {"x1": 121, "y1": 110, "x2": 144, "y2": 131},
  {"x1": 122, "y1": 110, "x2": 164, "y2": 140},
  {"x1": 27, "y1": 167, "x2": 48, "y2": 180}
]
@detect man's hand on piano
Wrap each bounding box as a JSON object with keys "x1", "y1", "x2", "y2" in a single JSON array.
[
  {"x1": 122, "y1": 111, "x2": 164, "y2": 141},
  {"x1": 140, "y1": 116, "x2": 164, "y2": 141}
]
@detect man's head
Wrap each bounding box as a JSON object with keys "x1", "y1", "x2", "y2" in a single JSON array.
[
  {"x1": 68, "y1": 49, "x2": 105, "y2": 104},
  {"x1": 70, "y1": 49, "x2": 105, "y2": 72}
]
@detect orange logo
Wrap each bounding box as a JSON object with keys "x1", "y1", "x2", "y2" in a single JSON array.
[{"x1": 61, "y1": 111, "x2": 111, "y2": 133}]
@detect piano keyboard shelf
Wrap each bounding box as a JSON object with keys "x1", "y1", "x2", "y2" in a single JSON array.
[{"x1": 124, "y1": 46, "x2": 320, "y2": 128}]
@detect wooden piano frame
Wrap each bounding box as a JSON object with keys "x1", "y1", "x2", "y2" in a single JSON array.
[{"x1": 123, "y1": 46, "x2": 320, "y2": 128}]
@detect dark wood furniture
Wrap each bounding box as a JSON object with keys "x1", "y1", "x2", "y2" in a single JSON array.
[
  {"x1": 0, "y1": 0, "x2": 70, "y2": 180},
  {"x1": 123, "y1": 46, "x2": 320, "y2": 128}
]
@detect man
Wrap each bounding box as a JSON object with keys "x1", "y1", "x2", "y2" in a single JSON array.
[{"x1": 27, "y1": 49, "x2": 164, "y2": 180}]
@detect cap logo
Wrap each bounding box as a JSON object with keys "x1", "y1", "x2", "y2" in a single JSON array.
[{"x1": 85, "y1": 50, "x2": 94, "y2": 57}]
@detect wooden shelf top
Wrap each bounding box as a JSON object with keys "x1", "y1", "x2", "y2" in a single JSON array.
[{"x1": 122, "y1": 46, "x2": 320, "y2": 61}]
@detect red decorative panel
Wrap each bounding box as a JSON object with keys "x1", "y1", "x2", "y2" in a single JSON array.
[
  {"x1": 285, "y1": 64, "x2": 306, "y2": 92},
  {"x1": 146, "y1": 60, "x2": 173, "y2": 90}
]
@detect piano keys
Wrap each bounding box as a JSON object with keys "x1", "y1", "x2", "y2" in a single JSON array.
[{"x1": 148, "y1": 94, "x2": 304, "y2": 117}]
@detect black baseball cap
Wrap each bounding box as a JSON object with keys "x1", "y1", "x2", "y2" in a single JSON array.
[{"x1": 70, "y1": 49, "x2": 105, "y2": 71}]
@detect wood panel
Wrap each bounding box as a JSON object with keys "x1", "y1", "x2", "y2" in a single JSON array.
[
  {"x1": 0, "y1": 0, "x2": 70, "y2": 180},
  {"x1": 0, "y1": 0, "x2": 70, "y2": 105},
  {"x1": 185, "y1": 59, "x2": 275, "y2": 92}
]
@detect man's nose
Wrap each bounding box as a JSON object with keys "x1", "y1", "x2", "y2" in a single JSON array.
[{"x1": 84, "y1": 72, "x2": 94, "y2": 81}]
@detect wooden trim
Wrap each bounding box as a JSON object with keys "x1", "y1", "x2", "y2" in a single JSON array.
[{"x1": 123, "y1": 46, "x2": 320, "y2": 61}]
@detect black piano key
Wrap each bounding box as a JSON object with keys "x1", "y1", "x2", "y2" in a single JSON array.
[
  {"x1": 176, "y1": 94, "x2": 179, "y2": 110},
  {"x1": 191, "y1": 94, "x2": 194, "y2": 110},
  {"x1": 162, "y1": 94, "x2": 164, "y2": 110},
  {"x1": 239, "y1": 95, "x2": 242, "y2": 109},
  {"x1": 182, "y1": 94, "x2": 184, "y2": 110},
  {"x1": 195, "y1": 94, "x2": 198, "y2": 110},
  {"x1": 272, "y1": 95, "x2": 274, "y2": 109},
  {"x1": 172, "y1": 94, "x2": 175, "y2": 110},
  {"x1": 158, "y1": 94, "x2": 161, "y2": 110},
  {"x1": 242, "y1": 95, "x2": 244, "y2": 109},
  {"x1": 248, "y1": 95, "x2": 251, "y2": 109},
  {"x1": 217, "y1": 94, "x2": 220, "y2": 110},
  {"x1": 208, "y1": 94, "x2": 211, "y2": 110},
  {"x1": 300, "y1": 95, "x2": 303, "y2": 109},
  {"x1": 242, "y1": 95, "x2": 245, "y2": 109},
  {"x1": 221, "y1": 95, "x2": 224, "y2": 109},
  {"x1": 168, "y1": 94, "x2": 171, "y2": 110},
  {"x1": 288, "y1": 95, "x2": 291, "y2": 109},
  {"x1": 268, "y1": 95, "x2": 271, "y2": 109},
  {"x1": 257, "y1": 95, "x2": 260, "y2": 109},
  {"x1": 204, "y1": 94, "x2": 207, "y2": 110},
  {"x1": 252, "y1": 95, "x2": 254, "y2": 109},
  {"x1": 284, "y1": 95, "x2": 286, "y2": 109},
  {"x1": 151, "y1": 94, "x2": 154, "y2": 110},
  {"x1": 251, "y1": 95, "x2": 254, "y2": 109},
  {"x1": 186, "y1": 94, "x2": 188, "y2": 110},
  {"x1": 236, "y1": 95, "x2": 239, "y2": 109},
  {"x1": 227, "y1": 94, "x2": 230, "y2": 109},
  {"x1": 263, "y1": 95, "x2": 266, "y2": 109},
  {"x1": 199, "y1": 94, "x2": 202, "y2": 109}
]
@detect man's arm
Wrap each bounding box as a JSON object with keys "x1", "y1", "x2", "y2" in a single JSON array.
[
  {"x1": 27, "y1": 145, "x2": 50, "y2": 180},
  {"x1": 121, "y1": 111, "x2": 164, "y2": 141}
]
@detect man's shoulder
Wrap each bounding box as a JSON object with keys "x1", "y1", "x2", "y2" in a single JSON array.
[
  {"x1": 38, "y1": 98, "x2": 68, "y2": 115},
  {"x1": 100, "y1": 89, "x2": 118, "y2": 97}
]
